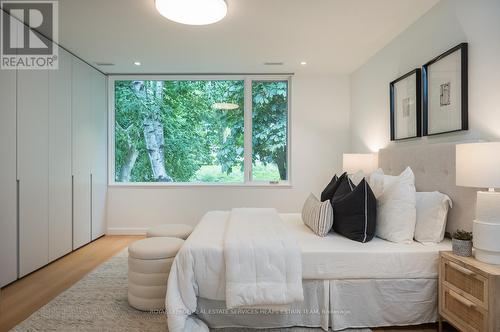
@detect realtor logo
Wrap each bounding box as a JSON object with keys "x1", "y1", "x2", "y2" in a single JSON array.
[{"x1": 1, "y1": 0, "x2": 58, "y2": 69}]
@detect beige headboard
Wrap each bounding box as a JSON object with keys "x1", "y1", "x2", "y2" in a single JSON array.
[{"x1": 378, "y1": 142, "x2": 478, "y2": 233}]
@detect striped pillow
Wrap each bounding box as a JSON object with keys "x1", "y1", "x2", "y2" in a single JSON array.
[{"x1": 302, "y1": 193, "x2": 333, "y2": 237}]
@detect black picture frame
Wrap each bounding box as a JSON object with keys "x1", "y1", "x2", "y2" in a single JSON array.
[
  {"x1": 390, "y1": 68, "x2": 422, "y2": 141},
  {"x1": 423, "y1": 43, "x2": 468, "y2": 136}
]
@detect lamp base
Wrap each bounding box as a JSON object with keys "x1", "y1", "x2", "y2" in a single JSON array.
[
  {"x1": 474, "y1": 248, "x2": 500, "y2": 265},
  {"x1": 473, "y1": 191, "x2": 500, "y2": 265}
]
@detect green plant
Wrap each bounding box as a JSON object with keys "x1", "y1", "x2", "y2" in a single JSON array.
[{"x1": 452, "y1": 229, "x2": 473, "y2": 241}]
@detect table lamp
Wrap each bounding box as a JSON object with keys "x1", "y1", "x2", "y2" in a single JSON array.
[
  {"x1": 342, "y1": 153, "x2": 378, "y2": 175},
  {"x1": 456, "y1": 142, "x2": 500, "y2": 264}
]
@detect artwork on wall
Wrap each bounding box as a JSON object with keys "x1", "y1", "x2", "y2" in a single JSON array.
[
  {"x1": 390, "y1": 68, "x2": 421, "y2": 140},
  {"x1": 423, "y1": 43, "x2": 468, "y2": 136}
]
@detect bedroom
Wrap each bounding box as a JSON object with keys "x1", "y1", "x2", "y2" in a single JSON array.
[{"x1": 1, "y1": 0, "x2": 500, "y2": 331}]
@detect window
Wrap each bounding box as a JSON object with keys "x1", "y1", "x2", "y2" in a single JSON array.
[
  {"x1": 252, "y1": 80, "x2": 288, "y2": 182},
  {"x1": 110, "y1": 76, "x2": 290, "y2": 185}
]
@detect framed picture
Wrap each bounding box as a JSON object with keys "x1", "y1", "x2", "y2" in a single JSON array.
[
  {"x1": 423, "y1": 43, "x2": 468, "y2": 136},
  {"x1": 390, "y1": 68, "x2": 421, "y2": 140}
]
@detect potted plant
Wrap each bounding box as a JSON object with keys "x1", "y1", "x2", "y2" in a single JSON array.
[{"x1": 452, "y1": 229, "x2": 473, "y2": 257}]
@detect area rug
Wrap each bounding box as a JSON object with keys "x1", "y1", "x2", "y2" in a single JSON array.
[{"x1": 12, "y1": 249, "x2": 370, "y2": 332}]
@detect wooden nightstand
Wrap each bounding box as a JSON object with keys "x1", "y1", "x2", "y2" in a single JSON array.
[{"x1": 439, "y1": 251, "x2": 500, "y2": 332}]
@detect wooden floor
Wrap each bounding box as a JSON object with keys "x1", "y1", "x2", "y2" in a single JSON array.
[
  {"x1": 0, "y1": 235, "x2": 143, "y2": 332},
  {"x1": 0, "y1": 235, "x2": 456, "y2": 332},
  {"x1": 374, "y1": 324, "x2": 456, "y2": 332}
]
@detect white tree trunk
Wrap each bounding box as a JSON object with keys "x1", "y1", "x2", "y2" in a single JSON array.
[
  {"x1": 132, "y1": 80, "x2": 172, "y2": 182},
  {"x1": 143, "y1": 118, "x2": 171, "y2": 181},
  {"x1": 119, "y1": 141, "x2": 139, "y2": 182}
]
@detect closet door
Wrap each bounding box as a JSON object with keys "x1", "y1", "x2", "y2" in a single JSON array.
[
  {"x1": 72, "y1": 58, "x2": 92, "y2": 249},
  {"x1": 0, "y1": 69, "x2": 18, "y2": 286},
  {"x1": 17, "y1": 68, "x2": 50, "y2": 277},
  {"x1": 91, "y1": 70, "x2": 107, "y2": 240},
  {"x1": 48, "y1": 48, "x2": 73, "y2": 261}
]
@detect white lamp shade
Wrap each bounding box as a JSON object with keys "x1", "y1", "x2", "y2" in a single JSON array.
[
  {"x1": 456, "y1": 142, "x2": 500, "y2": 188},
  {"x1": 343, "y1": 153, "x2": 378, "y2": 174}
]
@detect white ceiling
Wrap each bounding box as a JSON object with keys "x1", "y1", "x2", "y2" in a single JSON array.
[{"x1": 57, "y1": 0, "x2": 439, "y2": 74}]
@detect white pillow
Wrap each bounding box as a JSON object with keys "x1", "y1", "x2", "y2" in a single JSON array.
[
  {"x1": 367, "y1": 168, "x2": 385, "y2": 198},
  {"x1": 302, "y1": 193, "x2": 333, "y2": 237},
  {"x1": 374, "y1": 167, "x2": 417, "y2": 243},
  {"x1": 414, "y1": 192, "x2": 452, "y2": 245}
]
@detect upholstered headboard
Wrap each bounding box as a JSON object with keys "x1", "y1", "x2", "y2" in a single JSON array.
[{"x1": 378, "y1": 142, "x2": 477, "y2": 233}]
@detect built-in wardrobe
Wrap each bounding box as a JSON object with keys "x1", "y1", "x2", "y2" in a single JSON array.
[{"x1": 0, "y1": 38, "x2": 107, "y2": 286}]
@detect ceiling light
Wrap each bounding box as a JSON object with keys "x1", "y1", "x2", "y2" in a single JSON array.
[
  {"x1": 300, "y1": 61, "x2": 307, "y2": 65},
  {"x1": 212, "y1": 102, "x2": 239, "y2": 110},
  {"x1": 155, "y1": 0, "x2": 227, "y2": 25},
  {"x1": 134, "y1": 61, "x2": 141, "y2": 66}
]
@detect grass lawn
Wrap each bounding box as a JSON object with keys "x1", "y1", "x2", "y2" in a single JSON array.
[{"x1": 192, "y1": 162, "x2": 281, "y2": 183}]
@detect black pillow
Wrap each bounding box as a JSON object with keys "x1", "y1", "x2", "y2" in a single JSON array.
[
  {"x1": 320, "y1": 172, "x2": 357, "y2": 202},
  {"x1": 320, "y1": 174, "x2": 339, "y2": 202},
  {"x1": 332, "y1": 173, "x2": 356, "y2": 201},
  {"x1": 331, "y1": 178, "x2": 376, "y2": 243}
]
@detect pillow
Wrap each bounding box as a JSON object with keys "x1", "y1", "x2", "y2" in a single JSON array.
[
  {"x1": 375, "y1": 167, "x2": 417, "y2": 243},
  {"x1": 414, "y1": 191, "x2": 452, "y2": 245},
  {"x1": 367, "y1": 168, "x2": 385, "y2": 198},
  {"x1": 348, "y1": 170, "x2": 365, "y2": 186},
  {"x1": 321, "y1": 172, "x2": 355, "y2": 202},
  {"x1": 302, "y1": 193, "x2": 334, "y2": 237},
  {"x1": 331, "y1": 172, "x2": 354, "y2": 199},
  {"x1": 320, "y1": 174, "x2": 339, "y2": 202},
  {"x1": 331, "y1": 176, "x2": 377, "y2": 243}
]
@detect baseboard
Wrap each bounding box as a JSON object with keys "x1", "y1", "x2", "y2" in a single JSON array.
[{"x1": 106, "y1": 227, "x2": 148, "y2": 235}]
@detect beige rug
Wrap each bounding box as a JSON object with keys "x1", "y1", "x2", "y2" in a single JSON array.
[{"x1": 12, "y1": 250, "x2": 370, "y2": 332}]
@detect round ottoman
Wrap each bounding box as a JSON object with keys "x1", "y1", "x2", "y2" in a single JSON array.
[
  {"x1": 146, "y1": 224, "x2": 193, "y2": 240},
  {"x1": 128, "y1": 237, "x2": 184, "y2": 311}
]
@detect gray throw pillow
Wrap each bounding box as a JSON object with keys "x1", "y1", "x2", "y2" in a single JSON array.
[{"x1": 302, "y1": 193, "x2": 333, "y2": 237}]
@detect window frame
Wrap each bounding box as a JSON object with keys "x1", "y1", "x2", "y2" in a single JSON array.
[{"x1": 108, "y1": 74, "x2": 292, "y2": 187}]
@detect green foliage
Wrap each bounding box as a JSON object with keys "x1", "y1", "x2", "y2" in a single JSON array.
[
  {"x1": 252, "y1": 81, "x2": 288, "y2": 180},
  {"x1": 193, "y1": 163, "x2": 279, "y2": 183},
  {"x1": 251, "y1": 163, "x2": 281, "y2": 182},
  {"x1": 115, "y1": 80, "x2": 151, "y2": 180},
  {"x1": 452, "y1": 229, "x2": 473, "y2": 241},
  {"x1": 114, "y1": 79, "x2": 287, "y2": 182}
]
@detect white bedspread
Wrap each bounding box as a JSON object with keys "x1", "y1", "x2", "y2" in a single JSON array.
[
  {"x1": 280, "y1": 213, "x2": 451, "y2": 279},
  {"x1": 225, "y1": 208, "x2": 303, "y2": 308},
  {"x1": 166, "y1": 209, "x2": 303, "y2": 332},
  {"x1": 166, "y1": 211, "x2": 450, "y2": 331}
]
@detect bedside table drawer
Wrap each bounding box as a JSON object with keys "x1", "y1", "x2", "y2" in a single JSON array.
[
  {"x1": 442, "y1": 287, "x2": 487, "y2": 332},
  {"x1": 443, "y1": 259, "x2": 488, "y2": 307}
]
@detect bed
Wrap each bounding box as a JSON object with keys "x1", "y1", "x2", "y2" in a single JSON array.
[{"x1": 166, "y1": 142, "x2": 477, "y2": 331}]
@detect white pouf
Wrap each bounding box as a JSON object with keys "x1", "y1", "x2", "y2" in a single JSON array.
[
  {"x1": 146, "y1": 224, "x2": 193, "y2": 240},
  {"x1": 128, "y1": 237, "x2": 184, "y2": 311}
]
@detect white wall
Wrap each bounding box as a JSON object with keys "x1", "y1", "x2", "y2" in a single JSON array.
[
  {"x1": 107, "y1": 74, "x2": 351, "y2": 233},
  {"x1": 350, "y1": 0, "x2": 500, "y2": 152}
]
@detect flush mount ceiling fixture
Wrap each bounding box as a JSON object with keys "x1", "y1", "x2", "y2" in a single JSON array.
[{"x1": 155, "y1": 0, "x2": 227, "y2": 25}]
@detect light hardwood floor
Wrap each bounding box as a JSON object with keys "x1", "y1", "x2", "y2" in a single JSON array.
[
  {"x1": 0, "y1": 235, "x2": 456, "y2": 332},
  {"x1": 0, "y1": 235, "x2": 143, "y2": 332}
]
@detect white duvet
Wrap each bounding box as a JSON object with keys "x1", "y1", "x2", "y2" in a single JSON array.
[{"x1": 166, "y1": 208, "x2": 303, "y2": 332}]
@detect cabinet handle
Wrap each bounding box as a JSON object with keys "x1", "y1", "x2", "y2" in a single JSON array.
[
  {"x1": 90, "y1": 173, "x2": 93, "y2": 240},
  {"x1": 16, "y1": 179, "x2": 20, "y2": 278},
  {"x1": 448, "y1": 289, "x2": 476, "y2": 308},
  {"x1": 448, "y1": 261, "x2": 475, "y2": 276},
  {"x1": 71, "y1": 175, "x2": 74, "y2": 250}
]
